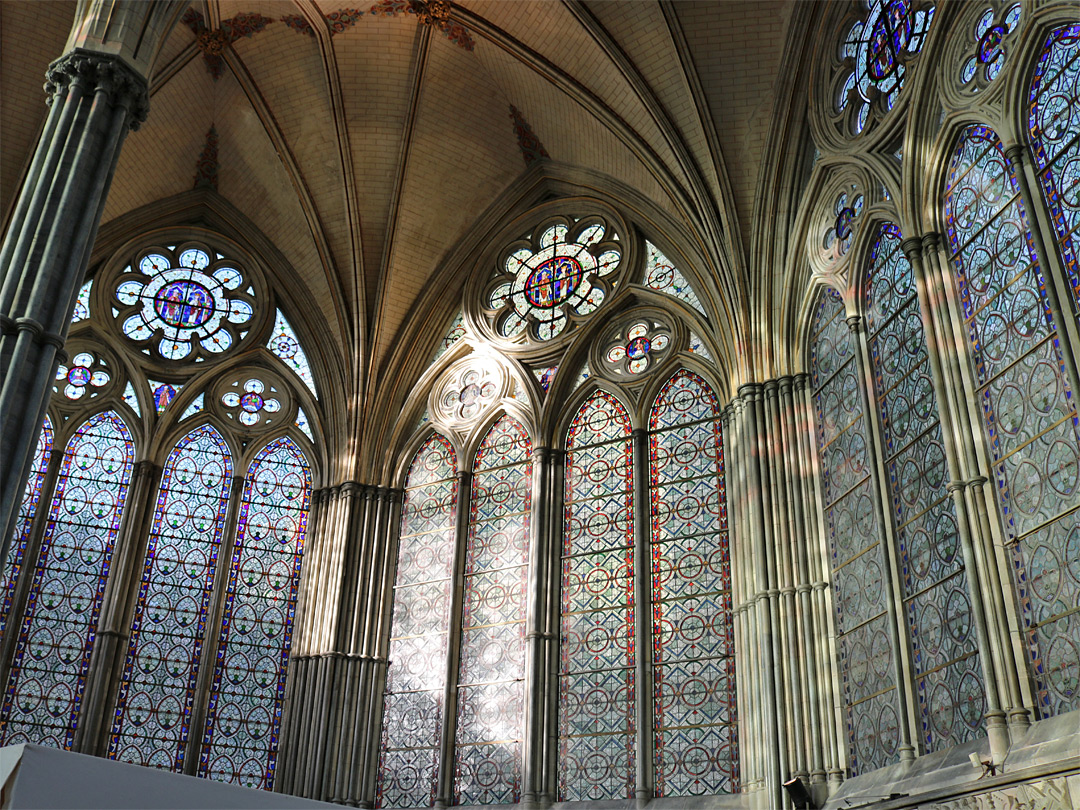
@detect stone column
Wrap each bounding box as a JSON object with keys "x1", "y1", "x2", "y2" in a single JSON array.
[
  {"x1": 0, "y1": 0, "x2": 186, "y2": 562},
  {"x1": 523, "y1": 447, "x2": 551, "y2": 805}
]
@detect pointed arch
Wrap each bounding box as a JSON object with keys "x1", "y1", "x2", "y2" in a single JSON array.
[
  {"x1": 559, "y1": 389, "x2": 635, "y2": 800},
  {"x1": 109, "y1": 424, "x2": 233, "y2": 769},
  {"x1": 648, "y1": 369, "x2": 737, "y2": 795},
  {"x1": 378, "y1": 433, "x2": 458, "y2": 808},
  {"x1": 0, "y1": 411, "x2": 134, "y2": 748},
  {"x1": 944, "y1": 124, "x2": 1080, "y2": 719},
  {"x1": 454, "y1": 415, "x2": 532, "y2": 804},
  {"x1": 199, "y1": 436, "x2": 312, "y2": 789}
]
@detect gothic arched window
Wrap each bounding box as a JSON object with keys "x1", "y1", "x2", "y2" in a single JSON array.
[
  {"x1": 559, "y1": 390, "x2": 635, "y2": 801},
  {"x1": 454, "y1": 416, "x2": 532, "y2": 804},
  {"x1": 863, "y1": 223, "x2": 985, "y2": 751},
  {"x1": 379, "y1": 434, "x2": 459, "y2": 808},
  {"x1": 810, "y1": 286, "x2": 900, "y2": 775},
  {"x1": 0, "y1": 411, "x2": 134, "y2": 748},
  {"x1": 199, "y1": 436, "x2": 312, "y2": 789},
  {"x1": 944, "y1": 125, "x2": 1080, "y2": 719},
  {"x1": 648, "y1": 370, "x2": 736, "y2": 795}
]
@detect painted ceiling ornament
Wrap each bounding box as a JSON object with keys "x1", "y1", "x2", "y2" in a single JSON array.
[
  {"x1": 431, "y1": 361, "x2": 506, "y2": 429},
  {"x1": 599, "y1": 316, "x2": 674, "y2": 378},
  {"x1": 114, "y1": 242, "x2": 256, "y2": 362},
  {"x1": 368, "y1": 0, "x2": 474, "y2": 51},
  {"x1": 484, "y1": 215, "x2": 622, "y2": 344},
  {"x1": 833, "y1": 0, "x2": 936, "y2": 136},
  {"x1": 181, "y1": 9, "x2": 275, "y2": 80},
  {"x1": 959, "y1": 4, "x2": 1022, "y2": 92}
]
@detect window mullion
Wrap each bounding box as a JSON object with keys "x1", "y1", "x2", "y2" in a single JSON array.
[
  {"x1": 631, "y1": 427, "x2": 652, "y2": 799},
  {"x1": 435, "y1": 469, "x2": 471, "y2": 808},
  {"x1": 847, "y1": 313, "x2": 918, "y2": 762}
]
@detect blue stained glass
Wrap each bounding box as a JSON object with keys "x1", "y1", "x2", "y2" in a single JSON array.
[
  {"x1": 378, "y1": 434, "x2": 457, "y2": 809},
  {"x1": 1028, "y1": 25, "x2": 1080, "y2": 325},
  {"x1": 810, "y1": 287, "x2": 900, "y2": 774},
  {"x1": 72, "y1": 280, "x2": 92, "y2": 323},
  {"x1": 122, "y1": 382, "x2": 141, "y2": 417},
  {"x1": 1, "y1": 416, "x2": 53, "y2": 636},
  {"x1": 649, "y1": 370, "x2": 737, "y2": 796},
  {"x1": 108, "y1": 425, "x2": 233, "y2": 771},
  {"x1": 199, "y1": 437, "x2": 310, "y2": 790},
  {"x1": 0, "y1": 412, "x2": 134, "y2": 749},
  {"x1": 149, "y1": 379, "x2": 181, "y2": 413},
  {"x1": 454, "y1": 416, "x2": 531, "y2": 805},
  {"x1": 945, "y1": 125, "x2": 1080, "y2": 719},
  {"x1": 268, "y1": 310, "x2": 317, "y2": 399},
  {"x1": 864, "y1": 223, "x2": 986, "y2": 752},
  {"x1": 559, "y1": 391, "x2": 635, "y2": 801}
]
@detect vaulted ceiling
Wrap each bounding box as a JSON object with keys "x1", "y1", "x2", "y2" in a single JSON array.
[{"x1": 1, "y1": 0, "x2": 804, "y2": 461}]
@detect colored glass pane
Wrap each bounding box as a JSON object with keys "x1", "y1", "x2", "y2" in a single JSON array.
[
  {"x1": 810, "y1": 287, "x2": 900, "y2": 774},
  {"x1": 180, "y1": 394, "x2": 205, "y2": 421},
  {"x1": 109, "y1": 425, "x2": 233, "y2": 770},
  {"x1": 378, "y1": 434, "x2": 458, "y2": 808},
  {"x1": 864, "y1": 224, "x2": 986, "y2": 752},
  {"x1": 688, "y1": 333, "x2": 713, "y2": 362},
  {"x1": 836, "y1": 1, "x2": 935, "y2": 134},
  {"x1": 945, "y1": 125, "x2": 1080, "y2": 718},
  {"x1": 199, "y1": 437, "x2": 311, "y2": 789},
  {"x1": 559, "y1": 391, "x2": 634, "y2": 801},
  {"x1": 644, "y1": 242, "x2": 705, "y2": 316},
  {"x1": 268, "y1": 310, "x2": 317, "y2": 398},
  {"x1": 1, "y1": 416, "x2": 53, "y2": 636},
  {"x1": 72, "y1": 280, "x2": 92, "y2": 323},
  {"x1": 0, "y1": 412, "x2": 133, "y2": 748},
  {"x1": 453, "y1": 416, "x2": 531, "y2": 804},
  {"x1": 116, "y1": 246, "x2": 252, "y2": 360},
  {"x1": 122, "y1": 382, "x2": 141, "y2": 416},
  {"x1": 1028, "y1": 25, "x2": 1080, "y2": 326},
  {"x1": 648, "y1": 370, "x2": 737, "y2": 795},
  {"x1": 149, "y1": 379, "x2": 181, "y2": 413},
  {"x1": 433, "y1": 311, "x2": 467, "y2": 364},
  {"x1": 295, "y1": 407, "x2": 314, "y2": 442}
]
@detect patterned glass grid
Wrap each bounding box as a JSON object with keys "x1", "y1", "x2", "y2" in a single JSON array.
[
  {"x1": 644, "y1": 242, "x2": 705, "y2": 316},
  {"x1": 864, "y1": 224, "x2": 986, "y2": 752},
  {"x1": 268, "y1": 310, "x2": 317, "y2": 398},
  {"x1": 378, "y1": 434, "x2": 458, "y2": 808},
  {"x1": 1028, "y1": 25, "x2": 1080, "y2": 325},
  {"x1": 810, "y1": 288, "x2": 900, "y2": 775},
  {"x1": 198, "y1": 437, "x2": 311, "y2": 789},
  {"x1": 945, "y1": 126, "x2": 1080, "y2": 718},
  {"x1": 648, "y1": 371, "x2": 737, "y2": 796},
  {"x1": 0, "y1": 412, "x2": 134, "y2": 748},
  {"x1": 1, "y1": 416, "x2": 53, "y2": 636},
  {"x1": 559, "y1": 391, "x2": 635, "y2": 801},
  {"x1": 453, "y1": 417, "x2": 532, "y2": 804},
  {"x1": 109, "y1": 425, "x2": 233, "y2": 769}
]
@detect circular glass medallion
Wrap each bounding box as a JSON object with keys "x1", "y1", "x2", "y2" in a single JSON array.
[
  {"x1": 240, "y1": 392, "x2": 264, "y2": 413},
  {"x1": 978, "y1": 25, "x2": 1005, "y2": 64},
  {"x1": 153, "y1": 280, "x2": 215, "y2": 328},
  {"x1": 524, "y1": 256, "x2": 583, "y2": 308},
  {"x1": 68, "y1": 366, "x2": 92, "y2": 386},
  {"x1": 627, "y1": 336, "x2": 651, "y2": 359}
]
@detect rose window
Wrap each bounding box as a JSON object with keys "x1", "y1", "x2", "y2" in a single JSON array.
[
  {"x1": 114, "y1": 243, "x2": 255, "y2": 360},
  {"x1": 960, "y1": 5, "x2": 1021, "y2": 90},
  {"x1": 823, "y1": 191, "x2": 865, "y2": 259},
  {"x1": 835, "y1": 0, "x2": 936, "y2": 134},
  {"x1": 55, "y1": 352, "x2": 110, "y2": 400},
  {"x1": 603, "y1": 320, "x2": 673, "y2": 376},
  {"x1": 221, "y1": 378, "x2": 283, "y2": 426},
  {"x1": 441, "y1": 369, "x2": 498, "y2": 422},
  {"x1": 486, "y1": 217, "x2": 621, "y2": 342}
]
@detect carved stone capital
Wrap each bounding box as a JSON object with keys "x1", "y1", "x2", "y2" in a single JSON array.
[
  {"x1": 44, "y1": 49, "x2": 149, "y2": 130},
  {"x1": 845, "y1": 314, "x2": 862, "y2": 333}
]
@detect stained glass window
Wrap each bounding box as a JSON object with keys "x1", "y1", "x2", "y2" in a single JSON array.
[
  {"x1": 54, "y1": 352, "x2": 110, "y2": 400},
  {"x1": 823, "y1": 191, "x2": 864, "y2": 259},
  {"x1": 72, "y1": 280, "x2": 92, "y2": 323},
  {"x1": 648, "y1": 370, "x2": 736, "y2": 795},
  {"x1": 602, "y1": 319, "x2": 673, "y2": 377},
  {"x1": 0, "y1": 412, "x2": 134, "y2": 748},
  {"x1": 454, "y1": 416, "x2": 531, "y2": 804},
  {"x1": 960, "y1": 5, "x2": 1022, "y2": 90},
  {"x1": 295, "y1": 407, "x2": 314, "y2": 442},
  {"x1": 149, "y1": 379, "x2": 181, "y2": 413},
  {"x1": 122, "y1": 382, "x2": 141, "y2": 416},
  {"x1": 109, "y1": 424, "x2": 233, "y2": 769},
  {"x1": 863, "y1": 224, "x2": 985, "y2": 752},
  {"x1": 1, "y1": 416, "x2": 53, "y2": 636},
  {"x1": 810, "y1": 287, "x2": 900, "y2": 774},
  {"x1": 268, "y1": 310, "x2": 317, "y2": 398},
  {"x1": 433, "y1": 311, "x2": 466, "y2": 363},
  {"x1": 1028, "y1": 24, "x2": 1080, "y2": 323},
  {"x1": 180, "y1": 394, "x2": 205, "y2": 421},
  {"x1": 378, "y1": 434, "x2": 458, "y2": 808},
  {"x1": 115, "y1": 244, "x2": 254, "y2": 360},
  {"x1": 559, "y1": 391, "x2": 634, "y2": 801},
  {"x1": 836, "y1": 0, "x2": 935, "y2": 134},
  {"x1": 644, "y1": 242, "x2": 705, "y2": 316},
  {"x1": 944, "y1": 125, "x2": 1080, "y2": 718},
  {"x1": 487, "y1": 219, "x2": 621, "y2": 341},
  {"x1": 199, "y1": 437, "x2": 311, "y2": 789},
  {"x1": 687, "y1": 333, "x2": 713, "y2": 362},
  {"x1": 219, "y1": 377, "x2": 283, "y2": 427}
]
